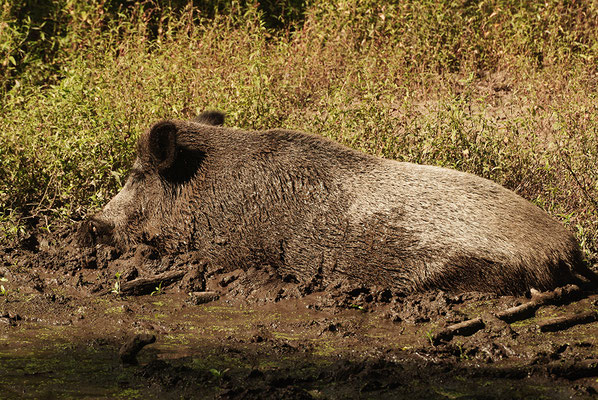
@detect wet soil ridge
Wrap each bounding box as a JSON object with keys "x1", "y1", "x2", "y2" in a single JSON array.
[{"x1": 119, "y1": 333, "x2": 157, "y2": 365}]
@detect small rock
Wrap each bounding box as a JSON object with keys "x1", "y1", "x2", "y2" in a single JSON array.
[
  {"x1": 250, "y1": 334, "x2": 266, "y2": 343},
  {"x1": 7, "y1": 312, "x2": 20, "y2": 320},
  {"x1": 361, "y1": 380, "x2": 382, "y2": 392},
  {"x1": 188, "y1": 291, "x2": 219, "y2": 305},
  {"x1": 482, "y1": 312, "x2": 517, "y2": 339}
]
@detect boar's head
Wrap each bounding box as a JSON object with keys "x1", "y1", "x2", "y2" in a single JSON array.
[{"x1": 82, "y1": 111, "x2": 224, "y2": 250}]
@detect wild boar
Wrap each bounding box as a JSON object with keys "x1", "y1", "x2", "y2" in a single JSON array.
[{"x1": 85, "y1": 111, "x2": 593, "y2": 295}]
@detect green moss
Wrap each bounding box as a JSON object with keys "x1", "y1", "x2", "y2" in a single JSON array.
[
  {"x1": 272, "y1": 331, "x2": 301, "y2": 341},
  {"x1": 312, "y1": 340, "x2": 338, "y2": 357},
  {"x1": 139, "y1": 312, "x2": 167, "y2": 321},
  {"x1": 511, "y1": 317, "x2": 539, "y2": 328},
  {"x1": 117, "y1": 389, "x2": 143, "y2": 399},
  {"x1": 432, "y1": 387, "x2": 469, "y2": 399},
  {"x1": 104, "y1": 306, "x2": 126, "y2": 314}
]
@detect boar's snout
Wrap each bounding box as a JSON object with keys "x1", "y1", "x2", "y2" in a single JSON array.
[
  {"x1": 76, "y1": 216, "x2": 115, "y2": 247},
  {"x1": 89, "y1": 217, "x2": 115, "y2": 244}
]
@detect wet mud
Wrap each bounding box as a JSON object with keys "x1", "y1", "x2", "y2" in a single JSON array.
[{"x1": 0, "y1": 225, "x2": 597, "y2": 399}]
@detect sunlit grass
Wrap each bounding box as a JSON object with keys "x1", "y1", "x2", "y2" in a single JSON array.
[{"x1": 1, "y1": 0, "x2": 597, "y2": 262}]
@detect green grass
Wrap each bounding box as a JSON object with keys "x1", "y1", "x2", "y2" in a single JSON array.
[{"x1": 1, "y1": 0, "x2": 597, "y2": 263}]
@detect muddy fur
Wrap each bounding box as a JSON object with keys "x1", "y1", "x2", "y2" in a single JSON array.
[{"x1": 84, "y1": 111, "x2": 589, "y2": 295}]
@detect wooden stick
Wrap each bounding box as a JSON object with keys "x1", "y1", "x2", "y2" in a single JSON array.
[
  {"x1": 466, "y1": 359, "x2": 598, "y2": 380},
  {"x1": 431, "y1": 284, "x2": 583, "y2": 344},
  {"x1": 495, "y1": 284, "x2": 581, "y2": 323},
  {"x1": 102, "y1": 270, "x2": 185, "y2": 296},
  {"x1": 494, "y1": 301, "x2": 537, "y2": 323},
  {"x1": 120, "y1": 271, "x2": 185, "y2": 295},
  {"x1": 188, "y1": 291, "x2": 220, "y2": 305},
  {"x1": 542, "y1": 359, "x2": 598, "y2": 379},
  {"x1": 432, "y1": 318, "x2": 484, "y2": 344},
  {"x1": 538, "y1": 311, "x2": 598, "y2": 332}
]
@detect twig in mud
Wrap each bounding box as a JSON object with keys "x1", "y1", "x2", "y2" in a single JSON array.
[
  {"x1": 188, "y1": 291, "x2": 220, "y2": 305},
  {"x1": 465, "y1": 359, "x2": 598, "y2": 380},
  {"x1": 495, "y1": 284, "x2": 581, "y2": 324},
  {"x1": 538, "y1": 311, "x2": 598, "y2": 332},
  {"x1": 432, "y1": 318, "x2": 484, "y2": 344},
  {"x1": 431, "y1": 285, "x2": 582, "y2": 344},
  {"x1": 102, "y1": 270, "x2": 185, "y2": 296}
]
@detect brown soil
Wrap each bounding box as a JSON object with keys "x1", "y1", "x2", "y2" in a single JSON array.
[{"x1": 1, "y1": 224, "x2": 597, "y2": 399}]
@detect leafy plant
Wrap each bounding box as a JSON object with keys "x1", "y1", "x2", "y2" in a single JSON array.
[
  {"x1": 150, "y1": 282, "x2": 164, "y2": 296},
  {"x1": 425, "y1": 329, "x2": 436, "y2": 347},
  {"x1": 456, "y1": 342, "x2": 469, "y2": 360},
  {"x1": 209, "y1": 368, "x2": 230, "y2": 380},
  {"x1": 111, "y1": 272, "x2": 122, "y2": 295}
]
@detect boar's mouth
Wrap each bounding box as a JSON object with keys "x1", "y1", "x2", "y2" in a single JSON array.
[{"x1": 76, "y1": 217, "x2": 115, "y2": 247}]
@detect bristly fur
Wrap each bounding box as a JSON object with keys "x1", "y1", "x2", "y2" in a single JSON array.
[
  {"x1": 193, "y1": 111, "x2": 225, "y2": 126},
  {"x1": 90, "y1": 112, "x2": 592, "y2": 295}
]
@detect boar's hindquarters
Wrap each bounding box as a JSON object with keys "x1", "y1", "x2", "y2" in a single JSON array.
[{"x1": 333, "y1": 161, "x2": 588, "y2": 295}]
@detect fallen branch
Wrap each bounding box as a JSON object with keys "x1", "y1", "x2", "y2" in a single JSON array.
[
  {"x1": 431, "y1": 285, "x2": 583, "y2": 344},
  {"x1": 466, "y1": 359, "x2": 598, "y2": 380},
  {"x1": 188, "y1": 291, "x2": 220, "y2": 305},
  {"x1": 103, "y1": 270, "x2": 185, "y2": 296},
  {"x1": 432, "y1": 317, "x2": 484, "y2": 344},
  {"x1": 538, "y1": 311, "x2": 598, "y2": 332},
  {"x1": 495, "y1": 284, "x2": 581, "y2": 324}
]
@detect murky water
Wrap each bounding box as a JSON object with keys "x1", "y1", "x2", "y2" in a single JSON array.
[{"x1": 1, "y1": 294, "x2": 594, "y2": 399}]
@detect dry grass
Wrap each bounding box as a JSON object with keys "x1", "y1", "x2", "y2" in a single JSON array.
[{"x1": 1, "y1": 0, "x2": 597, "y2": 262}]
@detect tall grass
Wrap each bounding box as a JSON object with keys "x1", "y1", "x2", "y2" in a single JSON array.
[{"x1": 1, "y1": 0, "x2": 597, "y2": 263}]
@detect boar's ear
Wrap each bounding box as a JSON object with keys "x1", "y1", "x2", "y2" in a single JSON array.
[{"x1": 148, "y1": 121, "x2": 177, "y2": 170}]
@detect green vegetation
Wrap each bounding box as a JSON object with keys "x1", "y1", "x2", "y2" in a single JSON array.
[
  {"x1": 209, "y1": 367, "x2": 230, "y2": 380},
  {"x1": 455, "y1": 342, "x2": 469, "y2": 360},
  {"x1": 425, "y1": 328, "x2": 436, "y2": 346},
  {"x1": 111, "y1": 271, "x2": 121, "y2": 295},
  {"x1": 150, "y1": 281, "x2": 164, "y2": 296},
  {"x1": 1, "y1": 0, "x2": 597, "y2": 263}
]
